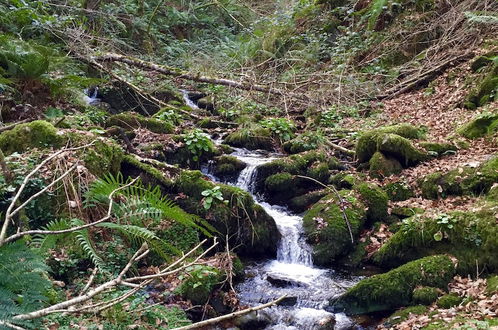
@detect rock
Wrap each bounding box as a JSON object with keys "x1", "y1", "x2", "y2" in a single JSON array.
[
  {"x1": 333, "y1": 255, "x2": 456, "y2": 314},
  {"x1": 376, "y1": 133, "x2": 428, "y2": 167},
  {"x1": 213, "y1": 155, "x2": 246, "y2": 182},
  {"x1": 354, "y1": 182, "x2": 389, "y2": 223},
  {"x1": 174, "y1": 170, "x2": 280, "y2": 258},
  {"x1": 383, "y1": 181, "x2": 414, "y2": 202},
  {"x1": 383, "y1": 305, "x2": 428, "y2": 327},
  {"x1": 369, "y1": 151, "x2": 403, "y2": 178},
  {"x1": 373, "y1": 206, "x2": 498, "y2": 274},
  {"x1": 412, "y1": 286, "x2": 440, "y2": 305},
  {"x1": 289, "y1": 189, "x2": 328, "y2": 213},
  {"x1": 302, "y1": 191, "x2": 367, "y2": 266},
  {"x1": 457, "y1": 113, "x2": 498, "y2": 139},
  {"x1": 436, "y1": 293, "x2": 462, "y2": 308},
  {"x1": 465, "y1": 64, "x2": 498, "y2": 109},
  {"x1": 176, "y1": 265, "x2": 222, "y2": 305},
  {"x1": 234, "y1": 311, "x2": 271, "y2": 330},
  {"x1": 224, "y1": 126, "x2": 273, "y2": 151},
  {"x1": 419, "y1": 142, "x2": 457, "y2": 156},
  {"x1": 0, "y1": 120, "x2": 63, "y2": 154},
  {"x1": 106, "y1": 112, "x2": 173, "y2": 134},
  {"x1": 419, "y1": 156, "x2": 498, "y2": 199},
  {"x1": 278, "y1": 296, "x2": 298, "y2": 306}
]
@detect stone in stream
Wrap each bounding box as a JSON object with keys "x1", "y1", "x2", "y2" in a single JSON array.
[{"x1": 266, "y1": 275, "x2": 308, "y2": 288}]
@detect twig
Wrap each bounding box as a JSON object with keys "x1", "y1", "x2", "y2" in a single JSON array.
[
  {"x1": 172, "y1": 295, "x2": 287, "y2": 330},
  {"x1": 296, "y1": 175, "x2": 354, "y2": 244}
]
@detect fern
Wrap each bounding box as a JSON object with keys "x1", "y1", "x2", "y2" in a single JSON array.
[
  {"x1": 465, "y1": 11, "x2": 498, "y2": 25},
  {"x1": 0, "y1": 37, "x2": 50, "y2": 80},
  {"x1": 0, "y1": 241, "x2": 51, "y2": 329}
]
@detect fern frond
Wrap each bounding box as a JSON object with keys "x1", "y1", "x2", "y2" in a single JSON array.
[
  {"x1": 31, "y1": 218, "x2": 71, "y2": 251},
  {"x1": 465, "y1": 11, "x2": 498, "y2": 24},
  {"x1": 70, "y1": 219, "x2": 106, "y2": 271}
]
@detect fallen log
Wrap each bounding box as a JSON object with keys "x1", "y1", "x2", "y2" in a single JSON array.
[{"x1": 96, "y1": 53, "x2": 285, "y2": 95}]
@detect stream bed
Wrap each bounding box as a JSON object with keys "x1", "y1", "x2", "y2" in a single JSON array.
[{"x1": 202, "y1": 147, "x2": 364, "y2": 330}]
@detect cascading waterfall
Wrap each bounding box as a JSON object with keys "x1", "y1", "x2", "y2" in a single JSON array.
[{"x1": 185, "y1": 90, "x2": 360, "y2": 329}]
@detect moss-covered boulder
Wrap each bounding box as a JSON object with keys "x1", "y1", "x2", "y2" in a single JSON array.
[
  {"x1": 377, "y1": 133, "x2": 428, "y2": 167},
  {"x1": 174, "y1": 170, "x2": 280, "y2": 258},
  {"x1": 384, "y1": 305, "x2": 428, "y2": 327},
  {"x1": 412, "y1": 287, "x2": 440, "y2": 305},
  {"x1": 356, "y1": 124, "x2": 424, "y2": 163},
  {"x1": 369, "y1": 151, "x2": 403, "y2": 178},
  {"x1": 436, "y1": 293, "x2": 462, "y2": 309},
  {"x1": 333, "y1": 255, "x2": 456, "y2": 314},
  {"x1": 384, "y1": 181, "x2": 414, "y2": 201},
  {"x1": 354, "y1": 182, "x2": 389, "y2": 223},
  {"x1": 289, "y1": 189, "x2": 328, "y2": 213},
  {"x1": 254, "y1": 151, "x2": 337, "y2": 209},
  {"x1": 329, "y1": 173, "x2": 360, "y2": 189},
  {"x1": 224, "y1": 126, "x2": 273, "y2": 151},
  {"x1": 0, "y1": 120, "x2": 63, "y2": 154},
  {"x1": 303, "y1": 191, "x2": 367, "y2": 266},
  {"x1": 419, "y1": 156, "x2": 498, "y2": 199},
  {"x1": 106, "y1": 112, "x2": 174, "y2": 134},
  {"x1": 373, "y1": 208, "x2": 498, "y2": 274},
  {"x1": 457, "y1": 113, "x2": 498, "y2": 139},
  {"x1": 176, "y1": 265, "x2": 223, "y2": 305},
  {"x1": 465, "y1": 64, "x2": 498, "y2": 109},
  {"x1": 212, "y1": 155, "x2": 246, "y2": 182},
  {"x1": 419, "y1": 142, "x2": 457, "y2": 156},
  {"x1": 161, "y1": 134, "x2": 219, "y2": 168}
]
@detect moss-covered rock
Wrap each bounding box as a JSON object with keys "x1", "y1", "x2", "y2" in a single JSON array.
[
  {"x1": 106, "y1": 112, "x2": 174, "y2": 134},
  {"x1": 354, "y1": 182, "x2": 389, "y2": 223},
  {"x1": 329, "y1": 173, "x2": 360, "y2": 189},
  {"x1": 373, "y1": 207, "x2": 498, "y2": 275},
  {"x1": 303, "y1": 191, "x2": 367, "y2": 266},
  {"x1": 0, "y1": 120, "x2": 63, "y2": 154},
  {"x1": 212, "y1": 155, "x2": 246, "y2": 182},
  {"x1": 377, "y1": 133, "x2": 428, "y2": 167},
  {"x1": 436, "y1": 293, "x2": 462, "y2": 309},
  {"x1": 465, "y1": 65, "x2": 498, "y2": 109},
  {"x1": 369, "y1": 151, "x2": 403, "y2": 178},
  {"x1": 457, "y1": 113, "x2": 498, "y2": 139},
  {"x1": 333, "y1": 255, "x2": 456, "y2": 314},
  {"x1": 224, "y1": 126, "x2": 273, "y2": 150},
  {"x1": 289, "y1": 189, "x2": 328, "y2": 213},
  {"x1": 419, "y1": 156, "x2": 498, "y2": 199},
  {"x1": 356, "y1": 124, "x2": 424, "y2": 163},
  {"x1": 254, "y1": 151, "x2": 335, "y2": 207},
  {"x1": 177, "y1": 265, "x2": 223, "y2": 305},
  {"x1": 384, "y1": 181, "x2": 414, "y2": 201},
  {"x1": 419, "y1": 142, "x2": 458, "y2": 156},
  {"x1": 412, "y1": 287, "x2": 440, "y2": 305},
  {"x1": 265, "y1": 172, "x2": 294, "y2": 193},
  {"x1": 174, "y1": 170, "x2": 280, "y2": 258},
  {"x1": 486, "y1": 275, "x2": 498, "y2": 294},
  {"x1": 384, "y1": 305, "x2": 428, "y2": 327}
]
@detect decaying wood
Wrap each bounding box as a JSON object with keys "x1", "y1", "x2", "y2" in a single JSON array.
[
  {"x1": 324, "y1": 139, "x2": 355, "y2": 156},
  {"x1": 172, "y1": 295, "x2": 287, "y2": 330},
  {"x1": 377, "y1": 52, "x2": 474, "y2": 100},
  {"x1": 96, "y1": 53, "x2": 285, "y2": 95}
]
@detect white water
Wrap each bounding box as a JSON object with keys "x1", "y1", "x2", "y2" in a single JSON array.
[
  {"x1": 180, "y1": 89, "x2": 201, "y2": 110},
  {"x1": 83, "y1": 87, "x2": 100, "y2": 105}
]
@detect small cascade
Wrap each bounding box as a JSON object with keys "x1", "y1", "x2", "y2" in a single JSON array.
[
  {"x1": 180, "y1": 89, "x2": 201, "y2": 110},
  {"x1": 83, "y1": 87, "x2": 100, "y2": 105}
]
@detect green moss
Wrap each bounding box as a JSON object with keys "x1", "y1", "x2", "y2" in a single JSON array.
[
  {"x1": 374, "y1": 207, "x2": 498, "y2": 275},
  {"x1": 419, "y1": 142, "x2": 457, "y2": 155},
  {"x1": 0, "y1": 120, "x2": 63, "y2": 154},
  {"x1": 303, "y1": 191, "x2": 367, "y2": 266},
  {"x1": 174, "y1": 170, "x2": 280, "y2": 258},
  {"x1": 329, "y1": 173, "x2": 360, "y2": 189},
  {"x1": 106, "y1": 112, "x2": 173, "y2": 134},
  {"x1": 412, "y1": 287, "x2": 439, "y2": 305},
  {"x1": 369, "y1": 151, "x2": 403, "y2": 178},
  {"x1": 436, "y1": 293, "x2": 462, "y2": 309},
  {"x1": 486, "y1": 275, "x2": 498, "y2": 294},
  {"x1": 176, "y1": 265, "x2": 222, "y2": 305},
  {"x1": 356, "y1": 124, "x2": 426, "y2": 165},
  {"x1": 224, "y1": 126, "x2": 273, "y2": 150},
  {"x1": 471, "y1": 53, "x2": 497, "y2": 72},
  {"x1": 306, "y1": 162, "x2": 330, "y2": 182},
  {"x1": 333, "y1": 255, "x2": 456, "y2": 314},
  {"x1": 458, "y1": 113, "x2": 498, "y2": 139},
  {"x1": 121, "y1": 155, "x2": 175, "y2": 188},
  {"x1": 265, "y1": 172, "x2": 294, "y2": 193},
  {"x1": 384, "y1": 181, "x2": 414, "y2": 201},
  {"x1": 390, "y1": 206, "x2": 423, "y2": 219},
  {"x1": 419, "y1": 156, "x2": 498, "y2": 199},
  {"x1": 466, "y1": 65, "x2": 498, "y2": 108},
  {"x1": 354, "y1": 182, "x2": 389, "y2": 223},
  {"x1": 289, "y1": 189, "x2": 328, "y2": 213},
  {"x1": 213, "y1": 155, "x2": 246, "y2": 180},
  {"x1": 385, "y1": 305, "x2": 428, "y2": 326}
]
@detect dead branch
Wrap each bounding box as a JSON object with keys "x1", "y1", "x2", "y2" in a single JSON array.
[
  {"x1": 324, "y1": 139, "x2": 355, "y2": 156},
  {"x1": 96, "y1": 53, "x2": 285, "y2": 95},
  {"x1": 0, "y1": 119, "x2": 34, "y2": 133},
  {"x1": 172, "y1": 295, "x2": 287, "y2": 330}
]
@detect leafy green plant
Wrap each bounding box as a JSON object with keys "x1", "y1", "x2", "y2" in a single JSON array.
[
  {"x1": 0, "y1": 241, "x2": 52, "y2": 329},
  {"x1": 0, "y1": 37, "x2": 49, "y2": 81},
  {"x1": 154, "y1": 108, "x2": 182, "y2": 125},
  {"x1": 201, "y1": 186, "x2": 225, "y2": 210},
  {"x1": 260, "y1": 118, "x2": 295, "y2": 142},
  {"x1": 433, "y1": 213, "x2": 457, "y2": 242},
  {"x1": 184, "y1": 129, "x2": 213, "y2": 162}
]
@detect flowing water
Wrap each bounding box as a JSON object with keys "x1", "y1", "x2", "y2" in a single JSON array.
[
  {"x1": 83, "y1": 87, "x2": 100, "y2": 105},
  {"x1": 203, "y1": 147, "x2": 361, "y2": 329}
]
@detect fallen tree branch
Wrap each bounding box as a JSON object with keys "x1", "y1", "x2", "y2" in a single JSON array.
[
  {"x1": 172, "y1": 295, "x2": 287, "y2": 330},
  {"x1": 376, "y1": 52, "x2": 474, "y2": 100},
  {"x1": 96, "y1": 53, "x2": 284, "y2": 95},
  {"x1": 0, "y1": 119, "x2": 34, "y2": 133},
  {"x1": 324, "y1": 139, "x2": 355, "y2": 156}
]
